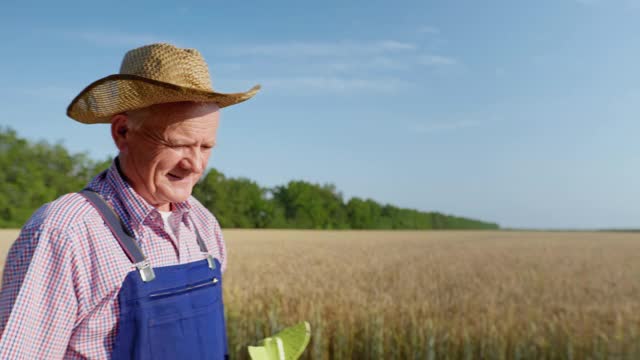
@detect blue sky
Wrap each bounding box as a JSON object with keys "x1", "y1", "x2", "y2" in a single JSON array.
[{"x1": 1, "y1": 0, "x2": 639, "y2": 229}]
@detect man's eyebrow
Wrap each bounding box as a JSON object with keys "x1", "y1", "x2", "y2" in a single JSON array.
[{"x1": 168, "y1": 139, "x2": 216, "y2": 146}]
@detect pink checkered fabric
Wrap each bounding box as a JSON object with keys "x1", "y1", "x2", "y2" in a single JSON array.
[{"x1": 0, "y1": 159, "x2": 227, "y2": 359}]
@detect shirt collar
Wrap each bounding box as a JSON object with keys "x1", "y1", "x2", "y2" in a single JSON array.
[{"x1": 104, "y1": 157, "x2": 192, "y2": 233}]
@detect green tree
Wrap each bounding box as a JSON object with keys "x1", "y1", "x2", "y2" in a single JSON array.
[
  {"x1": 193, "y1": 169, "x2": 285, "y2": 228},
  {"x1": 346, "y1": 197, "x2": 386, "y2": 229},
  {"x1": 0, "y1": 128, "x2": 111, "y2": 227},
  {"x1": 272, "y1": 181, "x2": 349, "y2": 229}
]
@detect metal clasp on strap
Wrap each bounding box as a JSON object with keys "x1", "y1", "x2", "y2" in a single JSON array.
[
  {"x1": 204, "y1": 253, "x2": 216, "y2": 270},
  {"x1": 135, "y1": 259, "x2": 156, "y2": 282}
]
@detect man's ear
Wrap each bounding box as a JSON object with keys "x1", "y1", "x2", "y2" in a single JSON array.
[{"x1": 111, "y1": 114, "x2": 129, "y2": 152}]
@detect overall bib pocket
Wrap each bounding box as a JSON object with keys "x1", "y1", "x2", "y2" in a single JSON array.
[{"x1": 148, "y1": 303, "x2": 222, "y2": 359}]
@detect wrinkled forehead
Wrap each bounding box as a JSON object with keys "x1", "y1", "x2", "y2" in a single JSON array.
[
  {"x1": 138, "y1": 101, "x2": 218, "y2": 119},
  {"x1": 159, "y1": 101, "x2": 220, "y2": 118},
  {"x1": 127, "y1": 102, "x2": 220, "y2": 129}
]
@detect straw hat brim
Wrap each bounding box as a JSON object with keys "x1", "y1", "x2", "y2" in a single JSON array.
[{"x1": 67, "y1": 74, "x2": 261, "y2": 124}]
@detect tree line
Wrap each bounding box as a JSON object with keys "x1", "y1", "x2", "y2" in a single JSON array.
[{"x1": 0, "y1": 128, "x2": 499, "y2": 230}]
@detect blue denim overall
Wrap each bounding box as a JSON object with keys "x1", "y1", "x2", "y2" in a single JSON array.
[{"x1": 81, "y1": 190, "x2": 228, "y2": 360}]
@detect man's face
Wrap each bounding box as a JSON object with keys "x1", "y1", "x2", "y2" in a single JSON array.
[{"x1": 116, "y1": 102, "x2": 220, "y2": 211}]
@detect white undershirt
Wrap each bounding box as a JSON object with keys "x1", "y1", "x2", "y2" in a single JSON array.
[{"x1": 158, "y1": 210, "x2": 178, "y2": 240}]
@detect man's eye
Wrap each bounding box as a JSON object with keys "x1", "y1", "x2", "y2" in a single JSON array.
[{"x1": 168, "y1": 144, "x2": 187, "y2": 149}]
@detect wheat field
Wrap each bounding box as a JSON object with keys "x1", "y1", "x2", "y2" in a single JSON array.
[{"x1": 1, "y1": 229, "x2": 639, "y2": 359}]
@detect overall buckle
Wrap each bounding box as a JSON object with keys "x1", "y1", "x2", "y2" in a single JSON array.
[
  {"x1": 135, "y1": 259, "x2": 156, "y2": 282},
  {"x1": 204, "y1": 253, "x2": 216, "y2": 270}
]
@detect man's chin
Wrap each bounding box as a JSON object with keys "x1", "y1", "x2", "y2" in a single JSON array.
[
  {"x1": 170, "y1": 192, "x2": 192, "y2": 203},
  {"x1": 159, "y1": 187, "x2": 193, "y2": 204}
]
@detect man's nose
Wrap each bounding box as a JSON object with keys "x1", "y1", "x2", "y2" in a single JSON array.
[{"x1": 180, "y1": 147, "x2": 205, "y2": 173}]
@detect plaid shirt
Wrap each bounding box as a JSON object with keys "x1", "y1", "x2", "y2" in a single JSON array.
[{"x1": 0, "y1": 159, "x2": 227, "y2": 359}]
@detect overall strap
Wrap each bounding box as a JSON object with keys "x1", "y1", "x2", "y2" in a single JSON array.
[
  {"x1": 194, "y1": 227, "x2": 217, "y2": 270},
  {"x1": 79, "y1": 189, "x2": 156, "y2": 282}
]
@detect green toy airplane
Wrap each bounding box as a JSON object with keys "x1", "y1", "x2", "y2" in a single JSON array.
[{"x1": 248, "y1": 321, "x2": 311, "y2": 360}]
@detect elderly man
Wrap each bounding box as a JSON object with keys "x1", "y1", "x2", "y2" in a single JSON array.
[{"x1": 0, "y1": 43, "x2": 259, "y2": 359}]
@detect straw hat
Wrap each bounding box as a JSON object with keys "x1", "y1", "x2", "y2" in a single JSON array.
[{"x1": 67, "y1": 43, "x2": 261, "y2": 124}]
